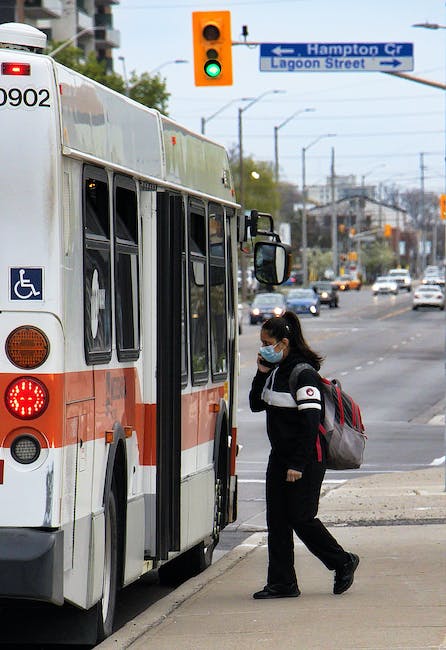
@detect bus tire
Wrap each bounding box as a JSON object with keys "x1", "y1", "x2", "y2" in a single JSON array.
[{"x1": 96, "y1": 483, "x2": 118, "y2": 642}]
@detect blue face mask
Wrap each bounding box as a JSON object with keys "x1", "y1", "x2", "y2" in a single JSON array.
[{"x1": 259, "y1": 344, "x2": 283, "y2": 364}]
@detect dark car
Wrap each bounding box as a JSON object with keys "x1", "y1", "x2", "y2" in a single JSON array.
[
  {"x1": 249, "y1": 292, "x2": 286, "y2": 324},
  {"x1": 286, "y1": 288, "x2": 320, "y2": 317},
  {"x1": 312, "y1": 281, "x2": 339, "y2": 308}
]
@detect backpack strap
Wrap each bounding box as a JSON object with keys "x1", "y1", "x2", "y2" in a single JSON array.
[{"x1": 289, "y1": 362, "x2": 325, "y2": 463}]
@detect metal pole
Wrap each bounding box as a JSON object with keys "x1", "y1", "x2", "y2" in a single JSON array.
[
  {"x1": 302, "y1": 146, "x2": 308, "y2": 286},
  {"x1": 118, "y1": 56, "x2": 129, "y2": 97},
  {"x1": 273, "y1": 108, "x2": 315, "y2": 185},
  {"x1": 274, "y1": 126, "x2": 279, "y2": 184},
  {"x1": 420, "y1": 153, "x2": 426, "y2": 273},
  {"x1": 330, "y1": 147, "x2": 338, "y2": 277}
]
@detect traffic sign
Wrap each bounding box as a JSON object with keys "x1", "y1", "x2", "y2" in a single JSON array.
[{"x1": 260, "y1": 42, "x2": 413, "y2": 72}]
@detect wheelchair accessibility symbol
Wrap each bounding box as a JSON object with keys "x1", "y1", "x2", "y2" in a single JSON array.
[{"x1": 10, "y1": 268, "x2": 43, "y2": 301}]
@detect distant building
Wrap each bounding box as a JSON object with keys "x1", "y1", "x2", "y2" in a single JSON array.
[
  {"x1": 306, "y1": 174, "x2": 379, "y2": 205},
  {"x1": 0, "y1": 0, "x2": 120, "y2": 72}
]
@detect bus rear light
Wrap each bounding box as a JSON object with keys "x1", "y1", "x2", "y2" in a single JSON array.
[
  {"x1": 6, "y1": 326, "x2": 49, "y2": 369},
  {"x1": 1, "y1": 62, "x2": 31, "y2": 76},
  {"x1": 5, "y1": 377, "x2": 49, "y2": 419},
  {"x1": 11, "y1": 434, "x2": 41, "y2": 464}
]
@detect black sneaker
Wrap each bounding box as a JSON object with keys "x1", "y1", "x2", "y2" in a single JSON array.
[
  {"x1": 253, "y1": 585, "x2": 301, "y2": 600},
  {"x1": 333, "y1": 553, "x2": 360, "y2": 595}
]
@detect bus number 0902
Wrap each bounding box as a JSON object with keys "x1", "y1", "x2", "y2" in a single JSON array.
[{"x1": 0, "y1": 87, "x2": 50, "y2": 108}]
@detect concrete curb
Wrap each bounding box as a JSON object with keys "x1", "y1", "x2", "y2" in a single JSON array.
[{"x1": 96, "y1": 532, "x2": 267, "y2": 649}]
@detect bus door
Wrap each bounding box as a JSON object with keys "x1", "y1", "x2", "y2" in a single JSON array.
[{"x1": 155, "y1": 192, "x2": 183, "y2": 559}]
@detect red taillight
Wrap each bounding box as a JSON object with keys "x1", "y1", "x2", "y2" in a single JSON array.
[
  {"x1": 1, "y1": 62, "x2": 31, "y2": 76},
  {"x1": 5, "y1": 377, "x2": 49, "y2": 419}
]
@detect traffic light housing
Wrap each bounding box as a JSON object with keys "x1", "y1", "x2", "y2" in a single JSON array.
[
  {"x1": 192, "y1": 11, "x2": 233, "y2": 86},
  {"x1": 439, "y1": 193, "x2": 446, "y2": 220},
  {"x1": 383, "y1": 223, "x2": 392, "y2": 238}
]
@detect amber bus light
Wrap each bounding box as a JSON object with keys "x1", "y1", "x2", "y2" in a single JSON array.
[{"x1": 6, "y1": 326, "x2": 49, "y2": 369}]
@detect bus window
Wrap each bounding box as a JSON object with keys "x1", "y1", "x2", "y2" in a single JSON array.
[
  {"x1": 83, "y1": 166, "x2": 112, "y2": 364},
  {"x1": 114, "y1": 176, "x2": 140, "y2": 361},
  {"x1": 209, "y1": 204, "x2": 227, "y2": 378},
  {"x1": 189, "y1": 201, "x2": 208, "y2": 383}
]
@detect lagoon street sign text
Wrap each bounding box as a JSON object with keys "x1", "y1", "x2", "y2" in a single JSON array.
[{"x1": 260, "y1": 42, "x2": 414, "y2": 72}]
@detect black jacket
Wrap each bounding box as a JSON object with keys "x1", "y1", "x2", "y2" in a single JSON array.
[{"x1": 249, "y1": 351, "x2": 324, "y2": 473}]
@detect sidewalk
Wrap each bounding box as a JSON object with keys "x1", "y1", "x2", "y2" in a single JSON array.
[{"x1": 99, "y1": 467, "x2": 446, "y2": 650}]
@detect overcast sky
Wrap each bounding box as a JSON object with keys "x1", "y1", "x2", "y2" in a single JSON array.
[{"x1": 114, "y1": 0, "x2": 446, "y2": 195}]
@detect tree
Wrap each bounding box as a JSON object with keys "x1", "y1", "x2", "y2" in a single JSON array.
[
  {"x1": 128, "y1": 71, "x2": 170, "y2": 114},
  {"x1": 361, "y1": 239, "x2": 396, "y2": 280},
  {"x1": 49, "y1": 43, "x2": 170, "y2": 113},
  {"x1": 228, "y1": 147, "x2": 280, "y2": 216}
]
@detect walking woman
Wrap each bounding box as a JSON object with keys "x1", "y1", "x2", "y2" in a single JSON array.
[{"x1": 249, "y1": 310, "x2": 359, "y2": 599}]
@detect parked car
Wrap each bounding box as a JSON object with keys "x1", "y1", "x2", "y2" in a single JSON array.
[
  {"x1": 312, "y1": 281, "x2": 339, "y2": 308},
  {"x1": 388, "y1": 268, "x2": 412, "y2": 292},
  {"x1": 333, "y1": 274, "x2": 362, "y2": 291},
  {"x1": 249, "y1": 292, "x2": 286, "y2": 324},
  {"x1": 412, "y1": 284, "x2": 445, "y2": 310},
  {"x1": 371, "y1": 276, "x2": 398, "y2": 296},
  {"x1": 286, "y1": 288, "x2": 320, "y2": 317}
]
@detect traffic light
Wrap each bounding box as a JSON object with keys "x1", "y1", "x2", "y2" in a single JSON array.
[
  {"x1": 439, "y1": 194, "x2": 446, "y2": 220},
  {"x1": 383, "y1": 223, "x2": 392, "y2": 238},
  {"x1": 192, "y1": 11, "x2": 233, "y2": 86}
]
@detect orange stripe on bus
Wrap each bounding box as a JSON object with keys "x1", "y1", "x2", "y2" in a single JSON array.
[{"x1": 0, "y1": 369, "x2": 227, "y2": 468}]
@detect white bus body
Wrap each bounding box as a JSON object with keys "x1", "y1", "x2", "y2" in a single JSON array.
[{"x1": 0, "y1": 26, "x2": 240, "y2": 642}]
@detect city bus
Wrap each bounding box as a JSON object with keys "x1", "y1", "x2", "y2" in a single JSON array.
[{"x1": 0, "y1": 22, "x2": 278, "y2": 644}]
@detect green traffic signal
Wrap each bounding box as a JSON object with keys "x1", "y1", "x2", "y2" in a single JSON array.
[{"x1": 204, "y1": 59, "x2": 222, "y2": 78}]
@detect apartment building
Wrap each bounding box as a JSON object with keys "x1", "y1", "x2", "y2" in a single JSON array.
[{"x1": 0, "y1": 0, "x2": 120, "y2": 71}]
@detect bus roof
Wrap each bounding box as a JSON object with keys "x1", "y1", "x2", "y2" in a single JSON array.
[{"x1": 55, "y1": 62, "x2": 236, "y2": 204}]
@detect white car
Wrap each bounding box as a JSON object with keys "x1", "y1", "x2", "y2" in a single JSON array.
[
  {"x1": 422, "y1": 272, "x2": 445, "y2": 287},
  {"x1": 412, "y1": 284, "x2": 445, "y2": 310},
  {"x1": 372, "y1": 276, "x2": 398, "y2": 295},
  {"x1": 388, "y1": 268, "x2": 412, "y2": 292}
]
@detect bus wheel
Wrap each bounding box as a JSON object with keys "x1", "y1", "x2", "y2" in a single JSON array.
[{"x1": 96, "y1": 484, "x2": 118, "y2": 642}]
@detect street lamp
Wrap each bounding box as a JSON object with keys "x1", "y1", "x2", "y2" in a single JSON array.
[
  {"x1": 238, "y1": 89, "x2": 286, "y2": 301},
  {"x1": 118, "y1": 55, "x2": 129, "y2": 97},
  {"x1": 48, "y1": 26, "x2": 101, "y2": 57},
  {"x1": 201, "y1": 97, "x2": 253, "y2": 135},
  {"x1": 412, "y1": 22, "x2": 446, "y2": 30},
  {"x1": 412, "y1": 20, "x2": 446, "y2": 268},
  {"x1": 149, "y1": 59, "x2": 188, "y2": 75},
  {"x1": 274, "y1": 108, "x2": 315, "y2": 183},
  {"x1": 301, "y1": 134, "x2": 336, "y2": 285}
]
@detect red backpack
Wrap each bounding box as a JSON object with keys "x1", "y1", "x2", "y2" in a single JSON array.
[{"x1": 289, "y1": 363, "x2": 366, "y2": 470}]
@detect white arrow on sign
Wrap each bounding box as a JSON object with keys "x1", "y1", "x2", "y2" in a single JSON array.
[{"x1": 271, "y1": 45, "x2": 295, "y2": 56}]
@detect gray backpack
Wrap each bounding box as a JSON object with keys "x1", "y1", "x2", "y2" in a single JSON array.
[{"x1": 289, "y1": 363, "x2": 366, "y2": 470}]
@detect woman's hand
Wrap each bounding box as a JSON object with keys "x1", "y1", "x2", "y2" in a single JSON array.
[
  {"x1": 286, "y1": 469, "x2": 302, "y2": 482},
  {"x1": 257, "y1": 354, "x2": 272, "y2": 373}
]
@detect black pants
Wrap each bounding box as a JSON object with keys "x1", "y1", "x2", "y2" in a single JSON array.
[{"x1": 266, "y1": 454, "x2": 348, "y2": 590}]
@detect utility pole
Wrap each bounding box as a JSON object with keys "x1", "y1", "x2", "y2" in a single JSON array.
[
  {"x1": 420, "y1": 153, "x2": 426, "y2": 274},
  {"x1": 330, "y1": 147, "x2": 338, "y2": 277}
]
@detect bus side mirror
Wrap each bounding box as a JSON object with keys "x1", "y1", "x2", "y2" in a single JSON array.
[{"x1": 254, "y1": 241, "x2": 291, "y2": 285}]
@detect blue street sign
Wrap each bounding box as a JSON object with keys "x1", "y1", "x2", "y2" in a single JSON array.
[{"x1": 260, "y1": 42, "x2": 414, "y2": 72}]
